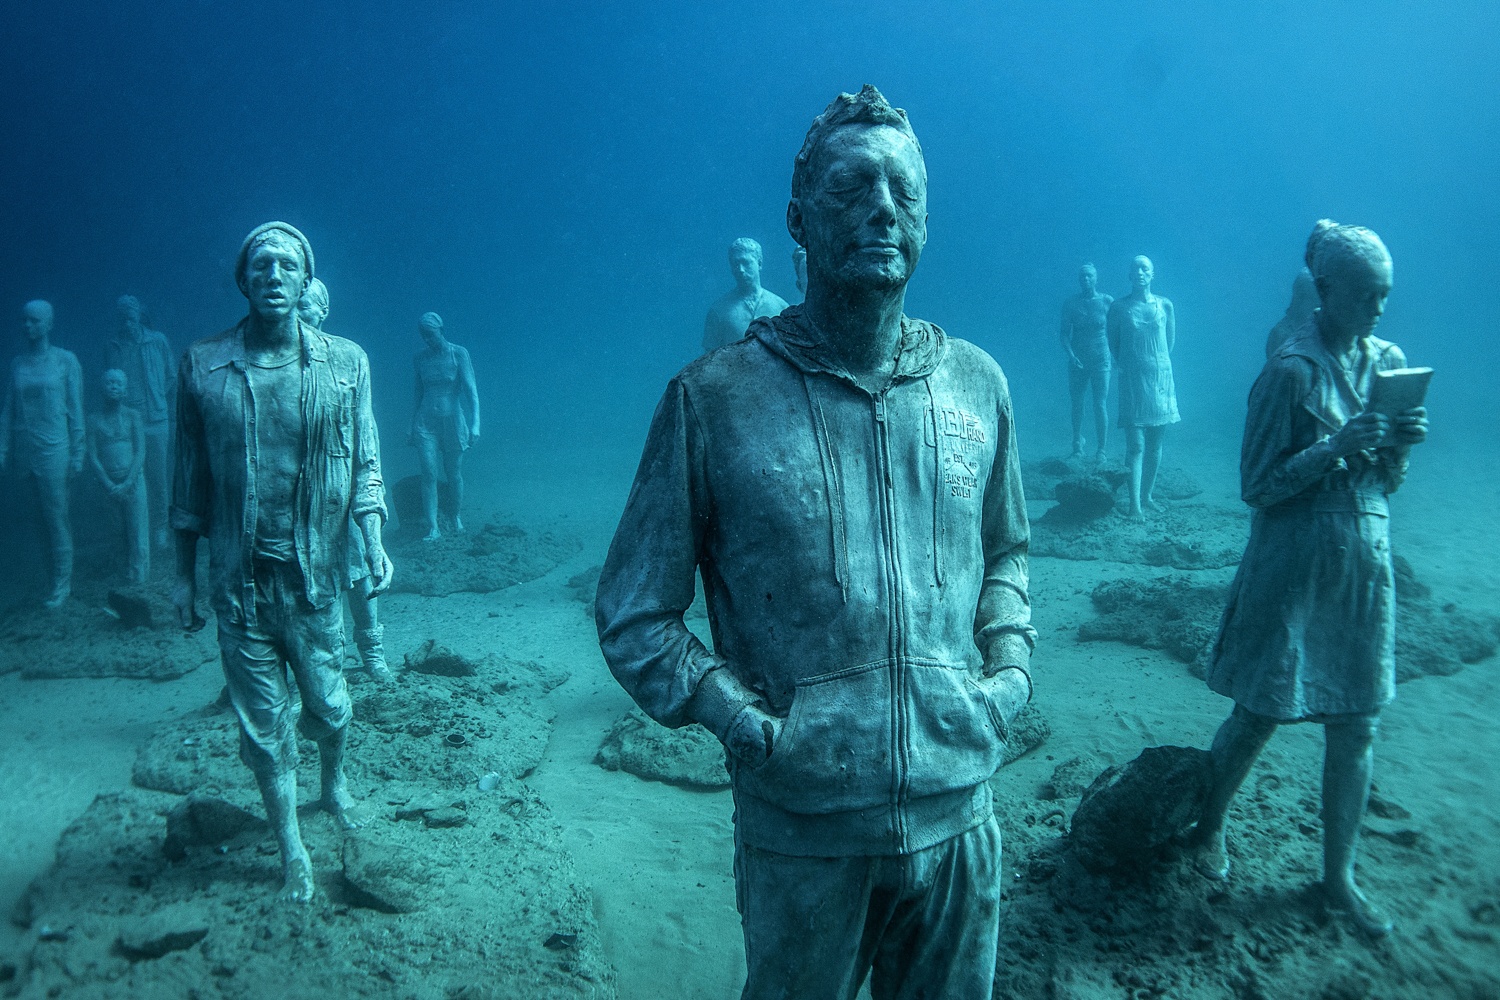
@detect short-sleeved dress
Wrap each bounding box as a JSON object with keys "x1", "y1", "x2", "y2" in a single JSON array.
[
  {"x1": 413, "y1": 344, "x2": 475, "y2": 455},
  {"x1": 1206, "y1": 319, "x2": 1410, "y2": 720},
  {"x1": 1109, "y1": 295, "x2": 1180, "y2": 428}
]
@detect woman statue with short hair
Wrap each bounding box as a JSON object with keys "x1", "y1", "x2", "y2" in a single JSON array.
[
  {"x1": 409, "y1": 312, "x2": 479, "y2": 542},
  {"x1": 1192, "y1": 220, "x2": 1429, "y2": 937}
]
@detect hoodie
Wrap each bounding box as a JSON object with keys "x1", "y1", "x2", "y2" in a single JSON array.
[{"x1": 596, "y1": 306, "x2": 1034, "y2": 856}]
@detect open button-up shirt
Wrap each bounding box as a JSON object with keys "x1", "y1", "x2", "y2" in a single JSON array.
[{"x1": 172, "y1": 319, "x2": 386, "y2": 625}]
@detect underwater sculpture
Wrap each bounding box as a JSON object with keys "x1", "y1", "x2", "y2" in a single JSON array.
[
  {"x1": 1265, "y1": 265, "x2": 1319, "y2": 358},
  {"x1": 171, "y1": 222, "x2": 392, "y2": 904},
  {"x1": 0, "y1": 299, "x2": 84, "y2": 608},
  {"x1": 1108, "y1": 254, "x2": 1179, "y2": 517},
  {"x1": 792, "y1": 244, "x2": 808, "y2": 299},
  {"x1": 1060, "y1": 262, "x2": 1114, "y2": 460},
  {"x1": 106, "y1": 294, "x2": 176, "y2": 550},
  {"x1": 408, "y1": 311, "x2": 479, "y2": 541},
  {"x1": 298, "y1": 279, "x2": 390, "y2": 681},
  {"x1": 87, "y1": 369, "x2": 149, "y2": 583},
  {"x1": 700, "y1": 237, "x2": 791, "y2": 353},
  {"x1": 597, "y1": 85, "x2": 1034, "y2": 998},
  {"x1": 1192, "y1": 220, "x2": 1428, "y2": 937}
]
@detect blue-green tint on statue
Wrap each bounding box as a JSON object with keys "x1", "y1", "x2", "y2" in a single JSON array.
[
  {"x1": 171, "y1": 222, "x2": 393, "y2": 905},
  {"x1": 701, "y1": 237, "x2": 791, "y2": 354},
  {"x1": 596, "y1": 85, "x2": 1035, "y2": 998},
  {"x1": 1191, "y1": 219, "x2": 1430, "y2": 938}
]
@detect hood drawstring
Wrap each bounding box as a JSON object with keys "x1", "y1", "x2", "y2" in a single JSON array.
[
  {"x1": 923, "y1": 378, "x2": 946, "y2": 588},
  {"x1": 801, "y1": 373, "x2": 849, "y2": 603}
]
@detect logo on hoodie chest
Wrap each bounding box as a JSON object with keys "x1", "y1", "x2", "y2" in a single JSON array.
[{"x1": 927, "y1": 406, "x2": 987, "y2": 499}]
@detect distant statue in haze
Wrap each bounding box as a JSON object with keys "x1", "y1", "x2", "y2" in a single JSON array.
[
  {"x1": 1059, "y1": 262, "x2": 1114, "y2": 460},
  {"x1": 701, "y1": 238, "x2": 790, "y2": 353},
  {"x1": 1265, "y1": 266, "x2": 1318, "y2": 358},
  {"x1": 409, "y1": 311, "x2": 479, "y2": 542},
  {"x1": 1107, "y1": 255, "x2": 1179, "y2": 517},
  {"x1": 0, "y1": 300, "x2": 84, "y2": 608},
  {"x1": 88, "y1": 369, "x2": 149, "y2": 584},
  {"x1": 792, "y1": 245, "x2": 808, "y2": 300},
  {"x1": 1192, "y1": 220, "x2": 1427, "y2": 938},
  {"x1": 172, "y1": 222, "x2": 392, "y2": 904},
  {"x1": 106, "y1": 294, "x2": 176, "y2": 550},
  {"x1": 299, "y1": 279, "x2": 390, "y2": 681}
]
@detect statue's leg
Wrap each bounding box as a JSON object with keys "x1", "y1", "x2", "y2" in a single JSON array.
[
  {"x1": 37, "y1": 467, "x2": 72, "y2": 607},
  {"x1": 347, "y1": 576, "x2": 390, "y2": 681},
  {"x1": 1141, "y1": 425, "x2": 1166, "y2": 510},
  {"x1": 285, "y1": 586, "x2": 359, "y2": 830},
  {"x1": 1191, "y1": 704, "x2": 1278, "y2": 880},
  {"x1": 217, "y1": 579, "x2": 312, "y2": 903},
  {"x1": 1322, "y1": 713, "x2": 1392, "y2": 936},
  {"x1": 126, "y1": 475, "x2": 150, "y2": 584},
  {"x1": 1091, "y1": 368, "x2": 1110, "y2": 461},
  {"x1": 416, "y1": 435, "x2": 442, "y2": 540},
  {"x1": 444, "y1": 448, "x2": 465, "y2": 533},
  {"x1": 144, "y1": 425, "x2": 170, "y2": 549},
  {"x1": 1068, "y1": 366, "x2": 1087, "y2": 457},
  {"x1": 1125, "y1": 428, "x2": 1146, "y2": 517}
]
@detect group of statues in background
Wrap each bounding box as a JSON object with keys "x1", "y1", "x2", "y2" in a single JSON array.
[
  {"x1": 0, "y1": 280, "x2": 481, "y2": 611},
  {"x1": 1059, "y1": 256, "x2": 1179, "y2": 518}
]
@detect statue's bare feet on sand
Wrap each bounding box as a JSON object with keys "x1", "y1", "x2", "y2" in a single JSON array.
[
  {"x1": 422, "y1": 528, "x2": 441, "y2": 543},
  {"x1": 279, "y1": 854, "x2": 315, "y2": 905},
  {"x1": 1324, "y1": 880, "x2": 1394, "y2": 938},
  {"x1": 1190, "y1": 833, "x2": 1230, "y2": 881},
  {"x1": 319, "y1": 783, "x2": 364, "y2": 831}
]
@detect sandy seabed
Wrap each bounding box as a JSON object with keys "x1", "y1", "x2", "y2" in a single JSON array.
[{"x1": 0, "y1": 420, "x2": 1495, "y2": 999}]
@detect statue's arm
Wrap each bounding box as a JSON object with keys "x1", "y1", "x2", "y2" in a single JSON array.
[
  {"x1": 1164, "y1": 298, "x2": 1177, "y2": 353},
  {"x1": 1106, "y1": 302, "x2": 1122, "y2": 360},
  {"x1": 975, "y1": 376, "x2": 1036, "y2": 724},
  {"x1": 458, "y1": 346, "x2": 480, "y2": 439},
  {"x1": 86, "y1": 415, "x2": 108, "y2": 488},
  {"x1": 160, "y1": 334, "x2": 178, "y2": 415},
  {"x1": 596, "y1": 378, "x2": 728, "y2": 731},
  {"x1": 349, "y1": 349, "x2": 391, "y2": 592},
  {"x1": 66, "y1": 352, "x2": 85, "y2": 472},
  {"x1": 1240, "y1": 358, "x2": 1338, "y2": 507},
  {"x1": 408, "y1": 359, "x2": 423, "y2": 440},
  {"x1": 170, "y1": 355, "x2": 207, "y2": 629},
  {"x1": 0, "y1": 367, "x2": 13, "y2": 471},
  {"x1": 126, "y1": 409, "x2": 146, "y2": 486}
]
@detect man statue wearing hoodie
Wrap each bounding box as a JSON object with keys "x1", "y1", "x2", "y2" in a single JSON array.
[
  {"x1": 596, "y1": 87, "x2": 1034, "y2": 997},
  {"x1": 172, "y1": 222, "x2": 391, "y2": 904}
]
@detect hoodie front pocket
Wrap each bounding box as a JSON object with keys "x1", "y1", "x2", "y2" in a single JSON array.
[{"x1": 742, "y1": 661, "x2": 895, "y2": 815}]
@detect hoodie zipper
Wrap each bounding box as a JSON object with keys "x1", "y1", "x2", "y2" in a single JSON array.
[{"x1": 873, "y1": 391, "x2": 910, "y2": 850}]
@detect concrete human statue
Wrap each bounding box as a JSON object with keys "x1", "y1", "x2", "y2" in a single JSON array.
[
  {"x1": 87, "y1": 369, "x2": 149, "y2": 584},
  {"x1": 596, "y1": 86, "x2": 1034, "y2": 998},
  {"x1": 106, "y1": 294, "x2": 176, "y2": 550},
  {"x1": 792, "y1": 244, "x2": 808, "y2": 300},
  {"x1": 1060, "y1": 262, "x2": 1114, "y2": 460},
  {"x1": 0, "y1": 300, "x2": 84, "y2": 608},
  {"x1": 172, "y1": 222, "x2": 391, "y2": 904},
  {"x1": 1266, "y1": 265, "x2": 1318, "y2": 358},
  {"x1": 700, "y1": 237, "x2": 791, "y2": 353},
  {"x1": 1191, "y1": 220, "x2": 1427, "y2": 938},
  {"x1": 298, "y1": 279, "x2": 391, "y2": 681},
  {"x1": 408, "y1": 311, "x2": 479, "y2": 542},
  {"x1": 1107, "y1": 255, "x2": 1179, "y2": 516}
]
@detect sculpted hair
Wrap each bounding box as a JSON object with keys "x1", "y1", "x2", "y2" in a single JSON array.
[
  {"x1": 1304, "y1": 219, "x2": 1390, "y2": 283},
  {"x1": 302, "y1": 278, "x2": 329, "y2": 311},
  {"x1": 729, "y1": 238, "x2": 764, "y2": 264},
  {"x1": 792, "y1": 84, "x2": 923, "y2": 200}
]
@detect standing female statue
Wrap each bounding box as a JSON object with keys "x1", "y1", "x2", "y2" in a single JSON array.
[
  {"x1": 0, "y1": 300, "x2": 84, "y2": 607},
  {"x1": 408, "y1": 312, "x2": 479, "y2": 541},
  {"x1": 1192, "y1": 220, "x2": 1428, "y2": 937},
  {"x1": 1108, "y1": 255, "x2": 1179, "y2": 517}
]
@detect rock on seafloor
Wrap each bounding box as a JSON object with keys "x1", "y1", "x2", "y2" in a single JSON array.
[
  {"x1": 1068, "y1": 745, "x2": 1212, "y2": 873},
  {"x1": 596, "y1": 710, "x2": 730, "y2": 789}
]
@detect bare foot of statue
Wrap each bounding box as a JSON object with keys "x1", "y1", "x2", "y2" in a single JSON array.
[
  {"x1": 1070, "y1": 446, "x2": 1084, "y2": 460},
  {"x1": 1323, "y1": 881, "x2": 1394, "y2": 938},
  {"x1": 43, "y1": 584, "x2": 70, "y2": 610},
  {"x1": 452, "y1": 515, "x2": 464, "y2": 533},
  {"x1": 422, "y1": 527, "x2": 441, "y2": 543},
  {"x1": 1144, "y1": 496, "x2": 1165, "y2": 513},
  {"x1": 1127, "y1": 504, "x2": 1145, "y2": 520},
  {"x1": 1092, "y1": 449, "x2": 1107, "y2": 464},
  {"x1": 318, "y1": 782, "x2": 364, "y2": 831},
  {"x1": 1190, "y1": 833, "x2": 1231, "y2": 882},
  {"x1": 279, "y1": 854, "x2": 316, "y2": 905}
]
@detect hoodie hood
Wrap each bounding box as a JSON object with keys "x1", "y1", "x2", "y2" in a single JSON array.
[{"x1": 750, "y1": 304, "x2": 947, "y2": 384}]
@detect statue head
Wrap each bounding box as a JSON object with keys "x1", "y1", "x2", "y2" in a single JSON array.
[
  {"x1": 116, "y1": 294, "x2": 143, "y2": 330},
  {"x1": 1129, "y1": 256, "x2": 1154, "y2": 290},
  {"x1": 729, "y1": 238, "x2": 763, "y2": 291},
  {"x1": 793, "y1": 246, "x2": 808, "y2": 295},
  {"x1": 235, "y1": 222, "x2": 314, "y2": 320},
  {"x1": 22, "y1": 300, "x2": 53, "y2": 342},
  {"x1": 101, "y1": 368, "x2": 128, "y2": 403},
  {"x1": 418, "y1": 311, "x2": 445, "y2": 349},
  {"x1": 787, "y1": 85, "x2": 928, "y2": 295},
  {"x1": 1286, "y1": 266, "x2": 1318, "y2": 319},
  {"x1": 1079, "y1": 263, "x2": 1098, "y2": 295},
  {"x1": 1305, "y1": 219, "x2": 1392, "y2": 339},
  {"x1": 298, "y1": 278, "x2": 330, "y2": 330}
]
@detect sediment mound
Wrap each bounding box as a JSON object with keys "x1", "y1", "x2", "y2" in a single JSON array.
[{"x1": 385, "y1": 518, "x2": 581, "y2": 597}]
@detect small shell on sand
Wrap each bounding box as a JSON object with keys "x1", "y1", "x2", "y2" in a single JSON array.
[{"x1": 477, "y1": 771, "x2": 502, "y2": 792}]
